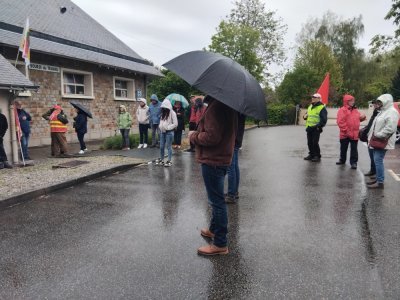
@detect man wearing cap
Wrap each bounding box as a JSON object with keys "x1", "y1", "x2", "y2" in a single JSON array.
[
  {"x1": 42, "y1": 104, "x2": 69, "y2": 157},
  {"x1": 303, "y1": 93, "x2": 328, "y2": 162}
]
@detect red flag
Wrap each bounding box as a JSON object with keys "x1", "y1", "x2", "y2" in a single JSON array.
[
  {"x1": 317, "y1": 73, "x2": 330, "y2": 105},
  {"x1": 18, "y1": 18, "x2": 30, "y2": 66},
  {"x1": 14, "y1": 105, "x2": 22, "y2": 142}
]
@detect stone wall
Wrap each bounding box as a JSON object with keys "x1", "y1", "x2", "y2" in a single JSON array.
[{"x1": 10, "y1": 52, "x2": 146, "y2": 147}]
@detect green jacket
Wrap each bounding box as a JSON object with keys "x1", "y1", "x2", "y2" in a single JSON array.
[{"x1": 117, "y1": 112, "x2": 132, "y2": 129}]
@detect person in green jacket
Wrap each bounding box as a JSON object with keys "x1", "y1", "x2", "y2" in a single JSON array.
[{"x1": 117, "y1": 105, "x2": 132, "y2": 150}]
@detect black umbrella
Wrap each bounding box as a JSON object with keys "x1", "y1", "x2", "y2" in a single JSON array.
[
  {"x1": 163, "y1": 51, "x2": 267, "y2": 120},
  {"x1": 70, "y1": 101, "x2": 93, "y2": 118}
]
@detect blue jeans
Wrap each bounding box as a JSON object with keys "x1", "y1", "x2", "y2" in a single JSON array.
[
  {"x1": 160, "y1": 131, "x2": 174, "y2": 161},
  {"x1": 227, "y1": 147, "x2": 240, "y2": 196},
  {"x1": 201, "y1": 164, "x2": 228, "y2": 247},
  {"x1": 368, "y1": 148, "x2": 376, "y2": 173},
  {"x1": 120, "y1": 129, "x2": 130, "y2": 148},
  {"x1": 21, "y1": 132, "x2": 30, "y2": 158},
  {"x1": 373, "y1": 149, "x2": 387, "y2": 183}
]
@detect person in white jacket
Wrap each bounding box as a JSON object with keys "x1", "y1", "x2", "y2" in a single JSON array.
[
  {"x1": 367, "y1": 94, "x2": 400, "y2": 189},
  {"x1": 155, "y1": 99, "x2": 178, "y2": 167},
  {"x1": 136, "y1": 98, "x2": 150, "y2": 148}
]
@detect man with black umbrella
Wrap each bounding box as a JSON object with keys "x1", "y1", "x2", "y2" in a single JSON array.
[{"x1": 189, "y1": 95, "x2": 238, "y2": 256}]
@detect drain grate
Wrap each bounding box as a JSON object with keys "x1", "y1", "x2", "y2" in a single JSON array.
[{"x1": 52, "y1": 160, "x2": 90, "y2": 169}]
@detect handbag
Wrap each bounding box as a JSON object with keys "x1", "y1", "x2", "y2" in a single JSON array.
[
  {"x1": 358, "y1": 126, "x2": 368, "y2": 142},
  {"x1": 368, "y1": 123, "x2": 393, "y2": 149}
]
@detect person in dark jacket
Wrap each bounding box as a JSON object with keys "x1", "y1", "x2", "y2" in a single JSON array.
[
  {"x1": 225, "y1": 113, "x2": 246, "y2": 204},
  {"x1": 172, "y1": 101, "x2": 185, "y2": 149},
  {"x1": 303, "y1": 93, "x2": 328, "y2": 162},
  {"x1": 189, "y1": 95, "x2": 238, "y2": 256},
  {"x1": 0, "y1": 109, "x2": 12, "y2": 169},
  {"x1": 73, "y1": 108, "x2": 88, "y2": 154},
  {"x1": 363, "y1": 100, "x2": 380, "y2": 177},
  {"x1": 15, "y1": 101, "x2": 32, "y2": 160},
  {"x1": 186, "y1": 96, "x2": 205, "y2": 152}
]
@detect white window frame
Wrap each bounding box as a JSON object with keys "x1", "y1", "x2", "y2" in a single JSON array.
[
  {"x1": 61, "y1": 68, "x2": 94, "y2": 99},
  {"x1": 113, "y1": 76, "x2": 136, "y2": 101}
]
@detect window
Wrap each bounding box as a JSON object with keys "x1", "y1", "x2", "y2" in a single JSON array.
[
  {"x1": 114, "y1": 77, "x2": 135, "y2": 101},
  {"x1": 61, "y1": 69, "x2": 93, "y2": 99}
]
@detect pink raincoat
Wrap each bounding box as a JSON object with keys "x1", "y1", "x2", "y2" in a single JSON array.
[{"x1": 337, "y1": 94, "x2": 366, "y2": 140}]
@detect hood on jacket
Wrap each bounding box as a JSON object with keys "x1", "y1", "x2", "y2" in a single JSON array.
[
  {"x1": 377, "y1": 94, "x2": 393, "y2": 110},
  {"x1": 150, "y1": 94, "x2": 159, "y2": 101},
  {"x1": 343, "y1": 94, "x2": 355, "y2": 107},
  {"x1": 161, "y1": 99, "x2": 173, "y2": 110},
  {"x1": 137, "y1": 98, "x2": 147, "y2": 106}
]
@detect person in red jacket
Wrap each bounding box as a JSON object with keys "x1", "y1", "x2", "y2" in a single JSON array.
[{"x1": 336, "y1": 94, "x2": 366, "y2": 169}]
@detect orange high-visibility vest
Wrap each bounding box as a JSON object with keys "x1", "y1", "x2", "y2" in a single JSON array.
[{"x1": 49, "y1": 110, "x2": 68, "y2": 133}]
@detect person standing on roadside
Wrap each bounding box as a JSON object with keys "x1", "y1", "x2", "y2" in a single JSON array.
[
  {"x1": 362, "y1": 100, "x2": 380, "y2": 177},
  {"x1": 117, "y1": 104, "x2": 132, "y2": 150},
  {"x1": 136, "y1": 98, "x2": 150, "y2": 149},
  {"x1": 186, "y1": 96, "x2": 205, "y2": 152},
  {"x1": 73, "y1": 107, "x2": 88, "y2": 154},
  {"x1": 172, "y1": 100, "x2": 185, "y2": 149},
  {"x1": 189, "y1": 95, "x2": 238, "y2": 256},
  {"x1": 42, "y1": 104, "x2": 69, "y2": 157},
  {"x1": 0, "y1": 109, "x2": 13, "y2": 169},
  {"x1": 149, "y1": 94, "x2": 161, "y2": 148},
  {"x1": 336, "y1": 94, "x2": 366, "y2": 169},
  {"x1": 303, "y1": 93, "x2": 328, "y2": 162},
  {"x1": 15, "y1": 101, "x2": 32, "y2": 160}
]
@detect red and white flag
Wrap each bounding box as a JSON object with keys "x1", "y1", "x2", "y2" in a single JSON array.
[
  {"x1": 14, "y1": 105, "x2": 22, "y2": 142},
  {"x1": 317, "y1": 73, "x2": 330, "y2": 105},
  {"x1": 18, "y1": 18, "x2": 30, "y2": 66}
]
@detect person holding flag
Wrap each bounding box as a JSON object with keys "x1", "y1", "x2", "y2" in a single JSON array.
[{"x1": 303, "y1": 93, "x2": 328, "y2": 162}]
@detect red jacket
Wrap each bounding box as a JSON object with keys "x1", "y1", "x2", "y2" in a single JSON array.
[{"x1": 336, "y1": 94, "x2": 366, "y2": 140}]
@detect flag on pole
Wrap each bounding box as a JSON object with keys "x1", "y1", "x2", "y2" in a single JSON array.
[
  {"x1": 316, "y1": 73, "x2": 330, "y2": 105},
  {"x1": 14, "y1": 105, "x2": 22, "y2": 142},
  {"x1": 19, "y1": 18, "x2": 30, "y2": 66}
]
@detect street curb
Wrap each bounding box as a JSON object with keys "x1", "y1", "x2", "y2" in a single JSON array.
[{"x1": 0, "y1": 163, "x2": 140, "y2": 210}]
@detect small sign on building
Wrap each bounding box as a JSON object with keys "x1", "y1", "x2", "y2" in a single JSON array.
[{"x1": 29, "y1": 63, "x2": 60, "y2": 73}]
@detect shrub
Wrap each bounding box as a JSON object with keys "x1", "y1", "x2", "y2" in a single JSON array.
[
  {"x1": 267, "y1": 103, "x2": 296, "y2": 125},
  {"x1": 102, "y1": 133, "x2": 151, "y2": 150}
]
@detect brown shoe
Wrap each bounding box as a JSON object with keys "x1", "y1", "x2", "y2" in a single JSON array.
[
  {"x1": 366, "y1": 180, "x2": 377, "y2": 185},
  {"x1": 367, "y1": 182, "x2": 384, "y2": 189},
  {"x1": 200, "y1": 228, "x2": 215, "y2": 238},
  {"x1": 197, "y1": 244, "x2": 229, "y2": 256}
]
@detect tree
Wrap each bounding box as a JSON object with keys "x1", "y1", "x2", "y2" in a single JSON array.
[
  {"x1": 147, "y1": 69, "x2": 199, "y2": 100},
  {"x1": 226, "y1": 0, "x2": 287, "y2": 80},
  {"x1": 208, "y1": 21, "x2": 263, "y2": 81},
  {"x1": 390, "y1": 68, "x2": 400, "y2": 100}
]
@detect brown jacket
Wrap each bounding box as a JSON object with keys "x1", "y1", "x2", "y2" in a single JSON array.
[{"x1": 190, "y1": 99, "x2": 238, "y2": 166}]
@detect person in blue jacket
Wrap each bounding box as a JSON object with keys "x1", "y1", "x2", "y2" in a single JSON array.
[
  {"x1": 149, "y1": 94, "x2": 161, "y2": 148},
  {"x1": 15, "y1": 101, "x2": 32, "y2": 160},
  {"x1": 73, "y1": 108, "x2": 88, "y2": 154}
]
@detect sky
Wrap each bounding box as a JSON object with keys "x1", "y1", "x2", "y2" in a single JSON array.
[{"x1": 73, "y1": 0, "x2": 397, "y2": 78}]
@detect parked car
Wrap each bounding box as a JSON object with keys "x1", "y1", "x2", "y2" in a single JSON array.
[{"x1": 395, "y1": 102, "x2": 400, "y2": 143}]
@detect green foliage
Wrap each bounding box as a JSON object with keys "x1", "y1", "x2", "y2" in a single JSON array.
[
  {"x1": 390, "y1": 67, "x2": 400, "y2": 99},
  {"x1": 267, "y1": 103, "x2": 296, "y2": 125},
  {"x1": 209, "y1": 21, "x2": 264, "y2": 81},
  {"x1": 102, "y1": 133, "x2": 146, "y2": 150},
  {"x1": 147, "y1": 69, "x2": 200, "y2": 100},
  {"x1": 276, "y1": 66, "x2": 321, "y2": 106}
]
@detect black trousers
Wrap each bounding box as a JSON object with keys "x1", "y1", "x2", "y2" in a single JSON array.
[
  {"x1": 174, "y1": 129, "x2": 183, "y2": 145},
  {"x1": 339, "y1": 138, "x2": 358, "y2": 164},
  {"x1": 139, "y1": 124, "x2": 148, "y2": 144},
  {"x1": 0, "y1": 136, "x2": 8, "y2": 162},
  {"x1": 307, "y1": 128, "x2": 321, "y2": 158},
  {"x1": 77, "y1": 132, "x2": 86, "y2": 151}
]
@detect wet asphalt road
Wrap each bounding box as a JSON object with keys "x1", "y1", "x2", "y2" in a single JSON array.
[{"x1": 1, "y1": 126, "x2": 399, "y2": 299}]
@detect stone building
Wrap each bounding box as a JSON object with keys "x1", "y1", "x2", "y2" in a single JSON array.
[{"x1": 0, "y1": 0, "x2": 162, "y2": 153}]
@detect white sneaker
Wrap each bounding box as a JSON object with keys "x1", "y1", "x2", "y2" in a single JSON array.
[
  {"x1": 83, "y1": 148, "x2": 88, "y2": 152},
  {"x1": 138, "y1": 144, "x2": 143, "y2": 149},
  {"x1": 78, "y1": 150, "x2": 84, "y2": 154},
  {"x1": 143, "y1": 143, "x2": 148, "y2": 148}
]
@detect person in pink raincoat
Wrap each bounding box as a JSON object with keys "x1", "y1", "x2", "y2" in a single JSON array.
[{"x1": 336, "y1": 94, "x2": 366, "y2": 169}]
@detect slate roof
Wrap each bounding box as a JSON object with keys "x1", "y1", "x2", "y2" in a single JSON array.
[
  {"x1": 0, "y1": 54, "x2": 37, "y2": 89},
  {"x1": 0, "y1": 0, "x2": 162, "y2": 76}
]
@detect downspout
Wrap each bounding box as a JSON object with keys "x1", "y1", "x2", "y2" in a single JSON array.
[{"x1": 8, "y1": 91, "x2": 19, "y2": 164}]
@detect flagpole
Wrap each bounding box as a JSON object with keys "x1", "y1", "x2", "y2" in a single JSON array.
[{"x1": 14, "y1": 50, "x2": 20, "y2": 67}]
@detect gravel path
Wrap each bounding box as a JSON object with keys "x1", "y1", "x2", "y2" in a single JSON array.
[{"x1": 0, "y1": 156, "x2": 145, "y2": 200}]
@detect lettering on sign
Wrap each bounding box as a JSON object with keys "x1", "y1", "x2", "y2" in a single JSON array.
[{"x1": 29, "y1": 63, "x2": 60, "y2": 73}]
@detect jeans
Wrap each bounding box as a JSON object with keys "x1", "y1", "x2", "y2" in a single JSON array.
[
  {"x1": 173, "y1": 129, "x2": 183, "y2": 145},
  {"x1": 227, "y1": 147, "x2": 240, "y2": 196},
  {"x1": 77, "y1": 132, "x2": 86, "y2": 151},
  {"x1": 373, "y1": 149, "x2": 387, "y2": 183},
  {"x1": 368, "y1": 148, "x2": 376, "y2": 173},
  {"x1": 120, "y1": 129, "x2": 130, "y2": 148},
  {"x1": 151, "y1": 124, "x2": 160, "y2": 146},
  {"x1": 139, "y1": 124, "x2": 149, "y2": 144},
  {"x1": 21, "y1": 132, "x2": 30, "y2": 158},
  {"x1": 339, "y1": 138, "x2": 358, "y2": 164},
  {"x1": 0, "y1": 136, "x2": 8, "y2": 162},
  {"x1": 306, "y1": 128, "x2": 321, "y2": 158},
  {"x1": 201, "y1": 164, "x2": 228, "y2": 247},
  {"x1": 160, "y1": 131, "x2": 174, "y2": 161}
]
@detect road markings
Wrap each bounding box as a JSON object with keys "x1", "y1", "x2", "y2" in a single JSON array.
[{"x1": 388, "y1": 169, "x2": 400, "y2": 182}]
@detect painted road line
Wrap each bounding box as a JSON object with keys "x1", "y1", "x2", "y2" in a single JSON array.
[{"x1": 388, "y1": 169, "x2": 400, "y2": 182}]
